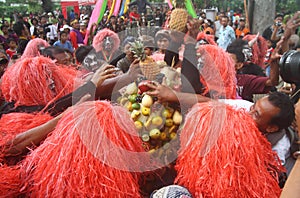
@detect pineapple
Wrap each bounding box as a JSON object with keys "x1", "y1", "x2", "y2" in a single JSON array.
[
  {"x1": 130, "y1": 40, "x2": 160, "y2": 80},
  {"x1": 169, "y1": 8, "x2": 189, "y2": 33}
]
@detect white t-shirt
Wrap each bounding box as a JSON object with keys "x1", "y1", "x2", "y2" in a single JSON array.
[{"x1": 219, "y1": 99, "x2": 253, "y2": 111}]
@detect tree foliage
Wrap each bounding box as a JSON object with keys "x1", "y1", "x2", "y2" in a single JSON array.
[
  {"x1": 0, "y1": 0, "x2": 43, "y2": 18},
  {"x1": 192, "y1": 0, "x2": 297, "y2": 13},
  {"x1": 276, "y1": 0, "x2": 299, "y2": 14},
  {"x1": 193, "y1": 0, "x2": 244, "y2": 11}
]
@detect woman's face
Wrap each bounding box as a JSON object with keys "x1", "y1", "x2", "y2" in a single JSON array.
[{"x1": 157, "y1": 37, "x2": 169, "y2": 51}]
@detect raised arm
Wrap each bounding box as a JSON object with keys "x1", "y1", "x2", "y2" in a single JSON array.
[
  {"x1": 265, "y1": 38, "x2": 282, "y2": 87},
  {"x1": 95, "y1": 59, "x2": 141, "y2": 99},
  {"x1": 281, "y1": 11, "x2": 300, "y2": 52}
]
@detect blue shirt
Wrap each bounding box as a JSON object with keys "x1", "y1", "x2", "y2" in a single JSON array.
[
  {"x1": 53, "y1": 40, "x2": 74, "y2": 53},
  {"x1": 217, "y1": 25, "x2": 236, "y2": 50}
]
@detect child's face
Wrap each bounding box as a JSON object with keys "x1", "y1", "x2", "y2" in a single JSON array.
[
  {"x1": 2, "y1": 27, "x2": 8, "y2": 34},
  {"x1": 144, "y1": 47, "x2": 152, "y2": 56},
  {"x1": 61, "y1": 33, "x2": 68, "y2": 41},
  {"x1": 9, "y1": 41, "x2": 17, "y2": 49},
  {"x1": 157, "y1": 38, "x2": 169, "y2": 50}
]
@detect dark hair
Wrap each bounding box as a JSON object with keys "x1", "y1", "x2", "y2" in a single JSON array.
[
  {"x1": 13, "y1": 21, "x2": 25, "y2": 36},
  {"x1": 75, "y1": 45, "x2": 94, "y2": 63},
  {"x1": 40, "y1": 46, "x2": 71, "y2": 60},
  {"x1": 17, "y1": 15, "x2": 24, "y2": 20},
  {"x1": 275, "y1": 13, "x2": 284, "y2": 19},
  {"x1": 58, "y1": 14, "x2": 64, "y2": 19},
  {"x1": 221, "y1": 15, "x2": 229, "y2": 20},
  {"x1": 227, "y1": 39, "x2": 248, "y2": 63},
  {"x1": 155, "y1": 30, "x2": 170, "y2": 43},
  {"x1": 268, "y1": 92, "x2": 295, "y2": 130},
  {"x1": 31, "y1": 18, "x2": 38, "y2": 24},
  {"x1": 6, "y1": 38, "x2": 16, "y2": 44},
  {"x1": 0, "y1": 25, "x2": 8, "y2": 31},
  {"x1": 60, "y1": 31, "x2": 68, "y2": 36},
  {"x1": 206, "y1": 19, "x2": 213, "y2": 26}
]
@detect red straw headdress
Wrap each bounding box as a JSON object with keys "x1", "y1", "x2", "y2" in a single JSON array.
[
  {"x1": 21, "y1": 101, "x2": 153, "y2": 197},
  {"x1": 0, "y1": 112, "x2": 53, "y2": 146},
  {"x1": 0, "y1": 165, "x2": 22, "y2": 197},
  {"x1": 21, "y1": 38, "x2": 50, "y2": 59},
  {"x1": 243, "y1": 34, "x2": 268, "y2": 68},
  {"x1": 0, "y1": 112, "x2": 52, "y2": 198},
  {"x1": 1, "y1": 56, "x2": 80, "y2": 107},
  {"x1": 92, "y1": 28, "x2": 120, "y2": 53},
  {"x1": 175, "y1": 102, "x2": 283, "y2": 197},
  {"x1": 197, "y1": 45, "x2": 237, "y2": 99},
  {"x1": 196, "y1": 32, "x2": 217, "y2": 46}
]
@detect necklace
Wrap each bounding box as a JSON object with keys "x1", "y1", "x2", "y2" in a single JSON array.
[{"x1": 102, "y1": 51, "x2": 113, "y2": 62}]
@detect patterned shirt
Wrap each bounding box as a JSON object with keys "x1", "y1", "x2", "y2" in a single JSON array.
[{"x1": 217, "y1": 25, "x2": 236, "y2": 50}]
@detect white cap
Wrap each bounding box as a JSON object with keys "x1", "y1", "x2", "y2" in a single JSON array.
[{"x1": 60, "y1": 24, "x2": 72, "y2": 32}]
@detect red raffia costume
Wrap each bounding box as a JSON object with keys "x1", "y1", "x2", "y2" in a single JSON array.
[
  {"x1": 0, "y1": 112, "x2": 53, "y2": 197},
  {"x1": 243, "y1": 34, "x2": 268, "y2": 68},
  {"x1": 1, "y1": 56, "x2": 80, "y2": 107},
  {"x1": 198, "y1": 45, "x2": 237, "y2": 99},
  {"x1": 196, "y1": 32, "x2": 217, "y2": 46},
  {"x1": 21, "y1": 38, "x2": 50, "y2": 59},
  {"x1": 21, "y1": 101, "x2": 153, "y2": 197},
  {"x1": 175, "y1": 102, "x2": 283, "y2": 197},
  {"x1": 0, "y1": 164, "x2": 22, "y2": 197},
  {"x1": 92, "y1": 28, "x2": 120, "y2": 53},
  {"x1": 0, "y1": 56, "x2": 81, "y2": 196}
]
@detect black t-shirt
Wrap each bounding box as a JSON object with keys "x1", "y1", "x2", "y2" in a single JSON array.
[
  {"x1": 181, "y1": 44, "x2": 203, "y2": 94},
  {"x1": 164, "y1": 42, "x2": 203, "y2": 95},
  {"x1": 239, "y1": 63, "x2": 266, "y2": 77},
  {"x1": 262, "y1": 25, "x2": 284, "y2": 42}
]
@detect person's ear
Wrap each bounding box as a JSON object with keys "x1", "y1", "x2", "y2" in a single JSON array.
[
  {"x1": 235, "y1": 62, "x2": 243, "y2": 70},
  {"x1": 266, "y1": 125, "x2": 279, "y2": 133}
]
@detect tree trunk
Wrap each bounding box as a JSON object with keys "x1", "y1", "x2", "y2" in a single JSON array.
[{"x1": 249, "y1": 0, "x2": 276, "y2": 34}]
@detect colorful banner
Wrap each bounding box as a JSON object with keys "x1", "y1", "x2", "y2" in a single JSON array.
[
  {"x1": 98, "y1": 0, "x2": 108, "y2": 24},
  {"x1": 119, "y1": 0, "x2": 126, "y2": 16},
  {"x1": 107, "y1": 0, "x2": 116, "y2": 19},
  {"x1": 123, "y1": 0, "x2": 130, "y2": 14},
  {"x1": 84, "y1": 0, "x2": 107, "y2": 44},
  {"x1": 185, "y1": 0, "x2": 197, "y2": 18},
  {"x1": 167, "y1": 0, "x2": 173, "y2": 9},
  {"x1": 113, "y1": 0, "x2": 122, "y2": 16}
]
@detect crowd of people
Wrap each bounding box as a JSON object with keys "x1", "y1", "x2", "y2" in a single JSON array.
[{"x1": 0, "y1": 2, "x2": 300, "y2": 197}]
